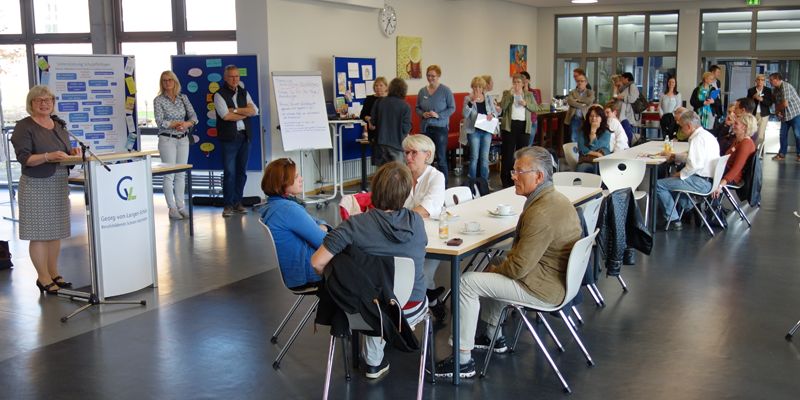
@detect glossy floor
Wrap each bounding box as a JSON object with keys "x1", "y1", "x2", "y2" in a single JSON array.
[{"x1": 0, "y1": 160, "x2": 799, "y2": 399}]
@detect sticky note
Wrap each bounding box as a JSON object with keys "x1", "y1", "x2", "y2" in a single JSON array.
[
  {"x1": 125, "y1": 76, "x2": 136, "y2": 94},
  {"x1": 206, "y1": 58, "x2": 222, "y2": 68}
]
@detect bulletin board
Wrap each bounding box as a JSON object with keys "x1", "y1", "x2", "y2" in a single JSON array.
[
  {"x1": 333, "y1": 56, "x2": 376, "y2": 161},
  {"x1": 35, "y1": 54, "x2": 138, "y2": 153},
  {"x1": 171, "y1": 55, "x2": 263, "y2": 171}
]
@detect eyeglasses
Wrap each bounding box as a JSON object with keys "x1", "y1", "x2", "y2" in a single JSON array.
[
  {"x1": 161, "y1": 79, "x2": 174, "y2": 83},
  {"x1": 510, "y1": 169, "x2": 536, "y2": 176},
  {"x1": 404, "y1": 149, "x2": 419, "y2": 156},
  {"x1": 33, "y1": 97, "x2": 54, "y2": 104},
  {"x1": 226, "y1": 75, "x2": 241, "y2": 79}
]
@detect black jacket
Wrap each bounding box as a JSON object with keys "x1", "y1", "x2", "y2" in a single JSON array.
[
  {"x1": 690, "y1": 85, "x2": 723, "y2": 122},
  {"x1": 597, "y1": 188, "x2": 653, "y2": 276},
  {"x1": 736, "y1": 150, "x2": 762, "y2": 207},
  {"x1": 746, "y1": 86, "x2": 773, "y2": 118},
  {"x1": 315, "y1": 246, "x2": 419, "y2": 352}
]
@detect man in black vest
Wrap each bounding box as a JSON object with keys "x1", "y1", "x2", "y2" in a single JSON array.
[{"x1": 213, "y1": 65, "x2": 259, "y2": 217}]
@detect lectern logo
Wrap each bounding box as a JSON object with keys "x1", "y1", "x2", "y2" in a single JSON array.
[{"x1": 116, "y1": 176, "x2": 136, "y2": 201}]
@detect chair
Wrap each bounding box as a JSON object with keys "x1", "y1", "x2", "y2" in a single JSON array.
[
  {"x1": 562, "y1": 142, "x2": 579, "y2": 171},
  {"x1": 444, "y1": 186, "x2": 473, "y2": 207},
  {"x1": 322, "y1": 257, "x2": 434, "y2": 400},
  {"x1": 339, "y1": 192, "x2": 372, "y2": 221},
  {"x1": 578, "y1": 197, "x2": 605, "y2": 308},
  {"x1": 718, "y1": 143, "x2": 763, "y2": 228},
  {"x1": 786, "y1": 211, "x2": 800, "y2": 341},
  {"x1": 258, "y1": 220, "x2": 320, "y2": 370},
  {"x1": 480, "y1": 230, "x2": 600, "y2": 394},
  {"x1": 666, "y1": 155, "x2": 731, "y2": 236},
  {"x1": 553, "y1": 172, "x2": 602, "y2": 188},
  {"x1": 598, "y1": 158, "x2": 649, "y2": 226}
]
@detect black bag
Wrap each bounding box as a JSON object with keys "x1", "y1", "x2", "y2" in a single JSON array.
[
  {"x1": 0, "y1": 241, "x2": 13, "y2": 270},
  {"x1": 631, "y1": 92, "x2": 648, "y2": 114}
]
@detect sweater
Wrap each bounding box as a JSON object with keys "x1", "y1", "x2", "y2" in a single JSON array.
[
  {"x1": 372, "y1": 96, "x2": 411, "y2": 151},
  {"x1": 416, "y1": 84, "x2": 456, "y2": 131},
  {"x1": 723, "y1": 137, "x2": 756, "y2": 184}
]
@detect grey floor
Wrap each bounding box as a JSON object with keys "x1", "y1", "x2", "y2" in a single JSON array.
[{"x1": 0, "y1": 159, "x2": 799, "y2": 399}]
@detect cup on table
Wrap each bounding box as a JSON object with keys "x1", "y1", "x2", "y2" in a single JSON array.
[
  {"x1": 464, "y1": 221, "x2": 481, "y2": 233},
  {"x1": 495, "y1": 204, "x2": 512, "y2": 216}
]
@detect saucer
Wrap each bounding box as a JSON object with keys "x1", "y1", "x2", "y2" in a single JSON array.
[
  {"x1": 488, "y1": 209, "x2": 517, "y2": 217},
  {"x1": 459, "y1": 229, "x2": 485, "y2": 235}
]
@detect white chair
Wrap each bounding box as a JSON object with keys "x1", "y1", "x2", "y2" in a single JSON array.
[
  {"x1": 322, "y1": 257, "x2": 434, "y2": 400},
  {"x1": 718, "y1": 143, "x2": 762, "y2": 228},
  {"x1": 563, "y1": 142, "x2": 579, "y2": 171},
  {"x1": 444, "y1": 186, "x2": 473, "y2": 207},
  {"x1": 598, "y1": 158, "x2": 650, "y2": 226},
  {"x1": 578, "y1": 197, "x2": 605, "y2": 308},
  {"x1": 480, "y1": 230, "x2": 600, "y2": 394},
  {"x1": 553, "y1": 172, "x2": 602, "y2": 188},
  {"x1": 786, "y1": 212, "x2": 800, "y2": 340},
  {"x1": 666, "y1": 155, "x2": 731, "y2": 236},
  {"x1": 259, "y1": 220, "x2": 320, "y2": 370}
]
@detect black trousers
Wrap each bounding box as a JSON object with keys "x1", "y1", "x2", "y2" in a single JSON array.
[{"x1": 501, "y1": 120, "x2": 531, "y2": 187}]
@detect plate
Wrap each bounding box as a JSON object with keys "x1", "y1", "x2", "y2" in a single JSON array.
[
  {"x1": 487, "y1": 209, "x2": 518, "y2": 217},
  {"x1": 459, "y1": 229, "x2": 485, "y2": 235}
]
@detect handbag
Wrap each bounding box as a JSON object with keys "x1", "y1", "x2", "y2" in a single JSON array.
[{"x1": 179, "y1": 94, "x2": 199, "y2": 144}]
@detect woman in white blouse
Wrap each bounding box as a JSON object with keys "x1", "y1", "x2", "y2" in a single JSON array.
[
  {"x1": 154, "y1": 70, "x2": 198, "y2": 220},
  {"x1": 659, "y1": 76, "x2": 682, "y2": 117},
  {"x1": 401, "y1": 134, "x2": 446, "y2": 314}
]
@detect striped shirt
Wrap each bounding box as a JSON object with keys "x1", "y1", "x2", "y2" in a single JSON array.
[
  {"x1": 154, "y1": 93, "x2": 199, "y2": 135},
  {"x1": 775, "y1": 81, "x2": 800, "y2": 121}
]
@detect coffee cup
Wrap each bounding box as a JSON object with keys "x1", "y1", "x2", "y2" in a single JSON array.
[
  {"x1": 496, "y1": 204, "x2": 512, "y2": 215},
  {"x1": 464, "y1": 221, "x2": 481, "y2": 232}
]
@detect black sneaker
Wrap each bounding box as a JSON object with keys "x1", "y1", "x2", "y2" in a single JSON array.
[
  {"x1": 473, "y1": 335, "x2": 509, "y2": 353},
  {"x1": 365, "y1": 359, "x2": 390, "y2": 379},
  {"x1": 431, "y1": 357, "x2": 476, "y2": 379},
  {"x1": 426, "y1": 287, "x2": 445, "y2": 303},
  {"x1": 430, "y1": 302, "x2": 447, "y2": 321}
]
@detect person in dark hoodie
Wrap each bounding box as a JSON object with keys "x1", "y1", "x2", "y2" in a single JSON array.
[{"x1": 311, "y1": 161, "x2": 428, "y2": 380}]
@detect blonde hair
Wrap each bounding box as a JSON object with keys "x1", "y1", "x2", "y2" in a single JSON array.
[
  {"x1": 702, "y1": 71, "x2": 715, "y2": 83},
  {"x1": 373, "y1": 76, "x2": 388, "y2": 90},
  {"x1": 470, "y1": 76, "x2": 487, "y2": 90},
  {"x1": 158, "y1": 70, "x2": 182, "y2": 97},
  {"x1": 738, "y1": 113, "x2": 758, "y2": 136},
  {"x1": 402, "y1": 134, "x2": 436, "y2": 165},
  {"x1": 481, "y1": 75, "x2": 493, "y2": 87},
  {"x1": 26, "y1": 85, "x2": 55, "y2": 115},
  {"x1": 755, "y1": 74, "x2": 766, "y2": 82}
]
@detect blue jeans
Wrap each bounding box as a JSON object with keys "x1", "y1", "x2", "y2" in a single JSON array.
[
  {"x1": 576, "y1": 162, "x2": 598, "y2": 174},
  {"x1": 527, "y1": 120, "x2": 538, "y2": 146},
  {"x1": 220, "y1": 133, "x2": 251, "y2": 207},
  {"x1": 569, "y1": 116, "x2": 582, "y2": 143},
  {"x1": 621, "y1": 119, "x2": 633, "y2": 146},
  {"x1": 778, "y1": 114, "x2": 800, "y2": 155},
  {"x1": 424, "y1": 126, "x2": 449, "y2": 179},
  {"x1": 468, "y1": 130, "x2": 492, "y2": 181},
  {"x1": 655, "y1": 175, "x2": 712, "y2": 222}
]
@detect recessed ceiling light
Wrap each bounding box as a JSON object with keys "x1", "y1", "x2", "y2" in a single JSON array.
[{"x1": 572, "y1": 0, "x2": 599, "y2": 3}]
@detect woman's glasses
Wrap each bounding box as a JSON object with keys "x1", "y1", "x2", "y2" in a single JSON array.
[{"x1": 32, "y1": 97, "x2": 54, "y2": 104}]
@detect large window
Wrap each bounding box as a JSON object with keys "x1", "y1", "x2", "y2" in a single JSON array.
[{"x1": 554, "y1": 12, "x2": 679, "y2": 102}]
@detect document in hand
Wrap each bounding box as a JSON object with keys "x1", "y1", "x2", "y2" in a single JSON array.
[{"x1": 474, "y1": 113, "x2": 499, "y2": 133}]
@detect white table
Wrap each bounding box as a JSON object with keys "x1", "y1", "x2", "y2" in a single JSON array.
[
  {"x1": 426, "y1": 185, "x2": 601, "y2": 385},
  {"x1": 595, "y1": 140, "x2": 689, "y2": 229}
]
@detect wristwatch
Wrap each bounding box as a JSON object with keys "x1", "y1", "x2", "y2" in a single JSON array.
[{"x1": 233, "y1": 108, "x2": 238, "y2": 114}]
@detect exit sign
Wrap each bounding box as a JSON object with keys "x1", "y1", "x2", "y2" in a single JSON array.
[{"x1": 747, "y1": 0, "x2": 760, "y2": 5}]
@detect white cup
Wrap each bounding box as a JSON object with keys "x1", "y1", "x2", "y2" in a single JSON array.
[
  {"x1": 464, "y1": 221, "x2": 481, "y2": 232},
  {"x1": 496, "y1": 204, "x2": 512, "y2": 215}
]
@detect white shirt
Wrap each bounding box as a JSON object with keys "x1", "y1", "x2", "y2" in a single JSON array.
[
  {"x1": 213, "y1": 86, "x2": 259, "y2": 131},
  {"x1": 659, "y1": 93, "x2": 682, "y2": 116},
  {"x1": 511, "y1": 102, "x2": 526, "y2": 121},
  {"x1": 607, "y1": 117, "x2": 629, "y2": 152},
  {"x1": 404, "y1": 165, "x2": 445, "y2": 218},
  {"x1": 678, "y1": 126, "x2": 720, "y2": 180}
]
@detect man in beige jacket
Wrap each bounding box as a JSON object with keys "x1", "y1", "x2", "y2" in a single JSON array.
[{"x1": 434, "y1": 146, "x2": 583, "y2": 379}]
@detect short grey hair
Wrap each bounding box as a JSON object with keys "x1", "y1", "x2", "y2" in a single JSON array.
[
  {"x1": 673, "y1": 106, "x2": 687, "y2": 120},
  {"x1": 679, "y1": 110, "x2": 702, "y2": 128},
  {"x1": 402, "y1": 134, "x2": 435, "y2": 164},
  {"x1": 26, "y1": 85, "x2": 55, "y2": 115},
  {"x1": 514, "y1": 146, "x2": 553, "y2": 182}
]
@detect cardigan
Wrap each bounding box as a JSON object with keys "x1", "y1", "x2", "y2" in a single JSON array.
[
  {"x1": 415, "y1": 84, "x2": 456, "y2": 131},
  {"x1": 499, "y1": 90, "x2": 539, "y2": 134}
]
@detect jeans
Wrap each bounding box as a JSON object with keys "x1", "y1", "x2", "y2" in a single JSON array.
[
  {"x1": 220, "y1": 133, "x2": 250, "y2": 207},
  {"x1": 575, "y1": 162, "x2": 598, "y2": 174},
  {"x1": 655, "y1": 175, "x2": 712, "y2": 222},
  {"x1": 423, "y1": 126, "x2": 449, "y2": 180},
  {"x1": 621, "y1": 119, "x2": 633, "y2": 146},
  {"x1": 500, "y1": 120, "x2": 531, "y2": 188},
  {"x1": 527, "y1": 120, "x2": 538, "y2": 146},
  {"x1": 157, "y1": 135, "x2": 190, "y2": 210},
  {"x1": 363, "y1": 298, "x2": 428, "y2": 367},
  {"x1": 468, "y1": 129, "x2": 492, "y2": 181},
  {"x1": 778, "y1": 114, "x2": 800, "y2": 155},
  {"x1": 569, "y1": 116, "x2": 582, "y2": 143}
]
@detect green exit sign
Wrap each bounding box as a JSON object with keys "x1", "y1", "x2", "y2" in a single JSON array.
[{"x1": 747, "y1": 0, "x2": 760, "y2": 5}]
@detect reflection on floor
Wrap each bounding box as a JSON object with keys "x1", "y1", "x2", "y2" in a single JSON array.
[{"x1": 0, "y1": 160, "x2": 799, "y2": 399}]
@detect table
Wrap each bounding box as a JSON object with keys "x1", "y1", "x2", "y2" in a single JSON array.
[
  {"x1": 69, "y1": 162, "x2": 195, "y2": 236},
  {"x1": 594, "y1": 140, "x2": 689, "y2": 230},
  {"x1": 425, "y1": 185, "x2": 602, "y2": 385},
  {"x1": 632, "y1": 120, "x2": 661, "y2": 141},
  {"x1": 536, "y1": 110, "x2": 567, "y2": 155}
]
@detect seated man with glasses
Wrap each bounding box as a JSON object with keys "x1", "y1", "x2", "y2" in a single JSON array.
[{"x1": 433, "y1": 146, "x2": 582, "y2": 378}]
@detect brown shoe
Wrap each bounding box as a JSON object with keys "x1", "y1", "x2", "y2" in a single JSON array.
[
  {"x1": 222, "y1": 206, "x2": 234, "y2": 217},
  {"x1": 234, "y1": 204, "x2": 248, "y2": 214},
  {"x1": 772, "y1": 154, "x2": 785, "y2": 161}
]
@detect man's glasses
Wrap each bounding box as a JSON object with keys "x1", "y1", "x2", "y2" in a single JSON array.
[{"x1": 510, "y1": 169, "x2": 536, "y2": 176}]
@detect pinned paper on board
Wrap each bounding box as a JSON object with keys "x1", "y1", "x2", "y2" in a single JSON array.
[
  {"x1": 239, "y1": 68, "x2": 248, "y2": 77},
  {"x1": 36, "y1": 57, "x2": 49, "y2": 70},
  {"x1": 126, "y1": 115, "x2": 136, "y2": 133},
  {"x1": 40, "y1": 71, "x2": 50, "y2": 85},
  {"x1": 354, "y1": 83, "x2": 367, "y2": 99},
  {"x1": 365, "y1": 80, "x2": 375, "y2": 96},
  {"x1": 124, "y1": 58, "x2": 135, "y2": 75},
  {"x1": 347, "y1": 62, "x2": 359, "y2": 78},
  {"x1": 361, "y1": 65, "x2": 373, "y2": 81},
  {"x1": 125, "y1": 96, "x2": 136, "y2": 112},
  {"x1": 125, "y1": 76, "x2": 136, "y2": 94},
  {"x1": 206, "y1": 58, "x2": 222, "y2": 68},
  {"x1": 337, "y1": 72, "x2": 347, "y2": 95}
]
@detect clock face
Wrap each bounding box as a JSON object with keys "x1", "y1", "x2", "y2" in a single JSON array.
[{"x1": 379, "y1": 5, "x2": 397, "y2": 36}]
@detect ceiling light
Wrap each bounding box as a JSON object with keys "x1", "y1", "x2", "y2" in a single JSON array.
[{"x1": 572, "y1": 0, "x2": 599, "y2": 3}]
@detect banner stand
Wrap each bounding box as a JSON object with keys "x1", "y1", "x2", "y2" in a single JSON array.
[{"x1": 1, "y1": 84, "x2": 18, "y2": 223}]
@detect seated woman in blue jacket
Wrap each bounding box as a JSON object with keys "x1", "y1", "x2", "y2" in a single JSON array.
[
  {"x1": 575, "y1": 104, "x2": 612, "y2": 174},
  {"x1": 260, "y1": 158, "x2": 328, "y2": 291}
]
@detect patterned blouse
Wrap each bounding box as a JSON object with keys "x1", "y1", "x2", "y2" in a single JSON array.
[{"x1": 154, "y1": 93, "x2": 198, "y2": 136}]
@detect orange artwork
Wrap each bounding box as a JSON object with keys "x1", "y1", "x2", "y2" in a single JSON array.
[{"x1": 509, "y1": 44, "x2": 527, "y2": 76}]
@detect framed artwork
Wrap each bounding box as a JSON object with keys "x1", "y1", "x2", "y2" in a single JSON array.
[
  {"x1": 510, "y1": 44, "x2": 527, "y2": 76},
  {"x1": 397, "y1": 36, "x2": 422, "y2": 79}
]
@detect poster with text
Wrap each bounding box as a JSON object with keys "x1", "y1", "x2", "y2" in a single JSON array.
[{"x1": 509, "y1": 44, "x2": 527, "y2": 76}]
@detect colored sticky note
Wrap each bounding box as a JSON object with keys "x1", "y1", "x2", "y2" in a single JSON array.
[
  {"x1": 125, "y1": 76, "x2": 136, "y2": 94},
  {"x1": 125, "y1": 96, "x2": 136, "y2": 111},
  {"x1": 37, "y1": 57, "x2": 49, "y2": 70},
  {"x1": 206, "y1": 58, "x2": 222, "y2": 68},
  {"x1": 208, "y1": 81, "x2": 220, "y2": 93},
  {"x1": 238, "y1": 68, "x2": 247, "y2": 77},
  {"x1": 206, "y1": 94, "x2": 214, "y2": 103}
]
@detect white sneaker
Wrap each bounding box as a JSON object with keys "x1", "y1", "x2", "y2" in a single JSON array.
[
  {"x1": 168, "y1": 208, "x2": 183, "y2": 220},
  {"x1": 178, "y1": 208, "x2": 190, "y2": 218}
]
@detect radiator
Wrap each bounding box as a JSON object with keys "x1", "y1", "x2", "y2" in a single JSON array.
[{"x1": 319, "y1": 153, "x2": 375, "y2": 185}]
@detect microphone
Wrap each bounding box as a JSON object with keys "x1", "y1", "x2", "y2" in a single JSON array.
[{"x1": 50, "y1": 114, "x2": 67, "y2": 129}]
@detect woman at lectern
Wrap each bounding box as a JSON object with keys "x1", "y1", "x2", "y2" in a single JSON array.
[
  {"x1": 260, "y1": 158, "x2": 329, "y2": 291},
  {"x1": 154, "y1": 70, "x2": 198, "y2": 221},
  {"x1": 11, "y1": 85, "x2": 81, "y2": 295}
]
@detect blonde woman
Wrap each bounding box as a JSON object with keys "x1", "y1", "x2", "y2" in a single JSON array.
[
  {"x1": 154, "y1": 70, "x2": 198, "y2": 220},
  {"x1": 690, "y1": 72, "x2": 722, "y2": 130},
  {"x1": 462, "y1": 76, "x2": 498, "y2": 181}
]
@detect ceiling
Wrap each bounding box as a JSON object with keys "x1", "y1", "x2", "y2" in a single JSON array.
[{"x1": 507, "y1": 0, "x2": 699, "y2": 7}]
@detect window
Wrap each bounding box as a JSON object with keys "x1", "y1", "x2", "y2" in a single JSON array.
[
  {"x1": 34, "y1": 43, "x2": 93, "y2": 56},
  {"x1": 186, "y1": 0, "x2": 236, "y2": 31},
  {"x1": 0, "y1": 45, "x2": 29, "y2": 123},
  {"x1": 757, "y1": 10, "x2": 800, "y2": 51},
  {"x1": 617, "y1": 15, "x2": 645, "y2": 53},
  {"x1": 0, "y1": 1, "x2": 22, "y2": 34},
  {"x1": 33, "y1": 0, "x2": 90, "y2": 33},
  {"x1": 184, "y1": 41, "x2": 237, "y2": 55},
  {"x1": 701, "y1": 11, "x2": 752, "y2": 51},
  {"x1": 649, "y1": 13, "x2": 678, "y2": 52},
  {"x1": 648, "y1": 56, "x2": 677, "y2": 100},
  {"x1": 121, "y1": 0, "x2": 173, "y2": 32},
  {"x1": 587, "y1": 16, "x2": 613, "y2": 53},
  {"x1": 121, "y1": 42, "x2": 178, "y2": 127},
  {"x1": 557, "y1": 17, "x2": 583, "y2": 54}
]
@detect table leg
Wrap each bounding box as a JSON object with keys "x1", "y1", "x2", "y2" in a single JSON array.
[
  {"x1": 648, "y1": 165, "x2": 657, "y2": 231},
  {"x1": 187, "y1": 170, "x2": 194, "y2": 236},
  {"x1": 451, "y1": 254, "x2": 461, "y2": 385},
  {"x1": 360, "y1": 142, "x2": 368, "y2": 192}
]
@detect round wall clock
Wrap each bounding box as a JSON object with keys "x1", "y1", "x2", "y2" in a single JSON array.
[{"x1": 379, "y1": 5, "x2": 397, "y2": 37}]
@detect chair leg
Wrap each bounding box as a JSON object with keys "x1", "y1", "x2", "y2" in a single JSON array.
[
  {"x1": 585, "y1": 285, "x2": 601, "y2": 307},
  {"x1": 558, "y1": 310, "x2": 594, "y2": 367},
  {"x1": 509, "y1": 309, "x2": 526, "y2": 352},
  {"x1": 703, "y1": 198, "x2": 726, "y2": 229},
  {"x1": 591, "y1": 283, "x2": 606, "y2": 306},
  {"x1": 273, "y1": 298, "x2": 319, "y2": 369},
  {"x1": 427, "y1": 313, "x2": 437, "y2": 384},
  {"x1": 417, "y1": 314, "x2": 431, "y2": 400},
  {"x1": 341, "y1": 336, "x2": 351, "y2": 381},
  {"x1": 571, "y1": 307, "x2": 584, "y2": 325},
  {"x1": 537, "y1": 312, "x2": 564, "y2": 352},
  {"x1": 666, "y1": 193, "x2": 682, "y2": 230},
  {"x1": 643, "y1": 194, "x2": 650, "y2": 228},
  {"x1": 616, "y1": 275, "x2": 629, "y2": 292},
  {"x1": 271, "y1": 295, "x2": 305, "y2": 343},
  {"x1": 520, "y1": 307, "x2": 572, "y2": 393},
  {"x1": 786, "y1": 319, "x2": 800, "y2": 341},
  {"x1": 322, "y1": 336, "x2": 336, "y2": 400},
  {"x1": 723, "y1": 186, "x2": 751, "y2": 227},
  {"x1": 688, "y1": 195, "x2": 715, "y2": 236},
  {"x1": 480, "y1": 306, "x2": 511, "y2": 378}
]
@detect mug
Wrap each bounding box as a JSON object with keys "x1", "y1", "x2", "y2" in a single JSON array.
[
  {"x1": 496, "y1": 204, "x2": 512, "y2": 215},
  {"x1": 464, "y1": 221, "x2": 481, "y2": 232},
  {"x1": 406, "y1": 44, "x2": 422, "y2": 78}
]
